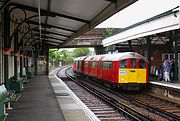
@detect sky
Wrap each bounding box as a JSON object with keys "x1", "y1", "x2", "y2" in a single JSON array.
[{"x1": 96, "y1": 0, "x2": 179, "y2": 28}]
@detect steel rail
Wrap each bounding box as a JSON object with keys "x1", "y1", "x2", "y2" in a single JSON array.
[{"x1": 65, "y1": 67, "x2": 152, "y2": 121}]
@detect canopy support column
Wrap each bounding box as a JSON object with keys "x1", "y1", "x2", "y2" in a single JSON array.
[
  {"x1": 3, "y1": 6, "x2": 10, "y2": 90},
  {"x1": 173, "y1": 31, "x2": 178, "y2": 81},
  {"x1": 146, "y1": 36, "x2": 151, "y2": 75}
]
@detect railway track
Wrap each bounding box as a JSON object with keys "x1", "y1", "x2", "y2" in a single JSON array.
[
  {"x1": 58, "y1": 67, "x2": 180, "y2": 121},
  {"x1": 58, "y1": 67, "x2": 148, "y2": 121},
  {"x1": 64, "y1": 68, "x2": 153, "y2": 121},
  {"x1": 64, "y1": 81, "x2": 131, "y2": 121},
  {"x1": 124, "y1": 93, "x2": 180, "y2": 118},
  {"x1": 84, "y1": 77, "x2": 180, "y2": 121}
]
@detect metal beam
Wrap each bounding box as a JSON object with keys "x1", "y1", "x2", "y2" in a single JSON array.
[
  {"x1": 43, "y1": 41, "x2": 59, "y2": 46},
  {"x1": 33, "y1": 29, "x2": 70, "y2": 38},
  {"x1": 26, "y1": 20, "x2": 76, "y2": 32},
  {"x1": 37, "y1": 38, "x2": 62, "y2": 44},
  {"x1": 45, "y1": 0, "x2": 51, "y2": 25},
  {"x1": 59, "y1": 45, "x2": 102, "y2": 48},
  {"x1": 35, "y1": 34, "x2": 65, "y2": 41},
  {"x1": 105, "y1": 0, "x2": 117, "y2": 3},
  {"x1": 10, "y1": 3, "x2": 89, "y2": 23}
]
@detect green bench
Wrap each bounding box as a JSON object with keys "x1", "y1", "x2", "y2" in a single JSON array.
[{"x1": 0, "y1": 84, "x2": 21, "y2": 119}]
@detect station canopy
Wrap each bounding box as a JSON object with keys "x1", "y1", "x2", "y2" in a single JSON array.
[
  {"x1": 101, "y1": 2, "x2": 180, "y2": 47},
  {"x1": 7, "y1": 0, "x2": 137, "y2": 48}
]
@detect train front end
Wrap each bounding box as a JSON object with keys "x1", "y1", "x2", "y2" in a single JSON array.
[{"x1": 118, "y1": 53, "x2": 148, "y2": 90}]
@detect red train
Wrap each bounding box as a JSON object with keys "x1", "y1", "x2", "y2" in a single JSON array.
[{"x1": 72, "y1": 52, "x2": 148, "y2": 90}]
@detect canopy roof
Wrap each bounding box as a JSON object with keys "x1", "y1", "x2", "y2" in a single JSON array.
[{"x1": 7, "y1": 0, "x2": 137, "y2": 48}]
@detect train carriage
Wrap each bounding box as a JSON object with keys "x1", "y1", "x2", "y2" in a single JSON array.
[
  {"x1": 84, "y1": 56, "x2": 94, "y2": 75},
  {"x1": 90, "y1": 55, "x2": 105, "y2": 78},
  {"x1": 72, "y1": 57, "x2": 81, "y2": 73},
  {"x1": 73, "y1": 52, "x2": 148, "y2": 90},
  {"x1": 102, "y1": 52, "x2": 148, "y2": 89},
  {"x1": 78, "y1": 56, "x2": 88, "y2": 74}
]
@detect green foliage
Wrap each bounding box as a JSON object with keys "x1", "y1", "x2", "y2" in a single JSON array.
[
  {"x1": 72, "y1": 48, "x2": 90, "y2": 57},
  {"x1": 49, "y1": 48, "x2": 90, "y2": 67},
  {"x1": 102, "y1": 28, "x2": 113, "y2": 37},
  {"x1": 49, "y1": 49, "x2": 73, "y2": 67}
]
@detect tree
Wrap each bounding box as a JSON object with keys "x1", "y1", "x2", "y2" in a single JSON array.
[
  {"x1": 102, "y1": 28, "x2": 113, "y2": 37},
  {"x1": 49, "y1": 49, "x2": 58, "y2": 67},
  {"x1": 73, "y1": 48, "x2": 90, "y2": 57},
  {"x1": 49, "y1": 49, "x2": 74, "y2": 67}
]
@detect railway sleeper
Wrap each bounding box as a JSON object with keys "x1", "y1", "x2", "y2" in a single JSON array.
[
  {"x1": 90, "y1": 108, "x2": 115, "y2": 111},
  {"x1": 93, "y1": 110, "x2": 116, "y2": 114},
  {"x1": 99, "y1": 117, "x2": 127, "y2": 120}
]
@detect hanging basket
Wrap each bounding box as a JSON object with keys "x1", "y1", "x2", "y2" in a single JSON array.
[
  {"x1": 3, "y1": 48, "x2": 11, "y2": 55},
  {"x1": 15, "y1": 51, "x2": 20, "y2": 56}
]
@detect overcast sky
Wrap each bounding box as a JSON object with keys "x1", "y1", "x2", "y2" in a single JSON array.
[{"x1": 96, "y1": 0, "x2": 179, "y2": 28}]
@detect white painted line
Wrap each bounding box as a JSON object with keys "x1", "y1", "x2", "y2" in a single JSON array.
[{"x1": 150, "y1": 81, "x2": 180, "y2": 90}]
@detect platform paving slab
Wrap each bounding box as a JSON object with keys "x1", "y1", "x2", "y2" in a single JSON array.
[
  {"x1": 49, "y1": 68, "x2": 100, "y2": 121},
  {"x1": 6, "y1": 75, "x2": 65, "y2": 121}
]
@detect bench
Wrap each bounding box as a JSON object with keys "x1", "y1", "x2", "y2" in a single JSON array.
[
  {"x1": 0, "y1": 84, "x2": 21, "y2": 116},
  {"x1": 21, "y1": 75, "x2": 29, "y2": 84}
]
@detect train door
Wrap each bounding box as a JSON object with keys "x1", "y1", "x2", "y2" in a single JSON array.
[
  {"x1": 97, "y1": 61, "x2": 101, "y2": 78},
  {"x1": 119, "y1": 59, "x2": 128, "y2": 83},
  {"x1": 136, "y1": 59, "x2": 147, "y2": 83},
  {"x1": 97, "y1": 57, "x2": 103, "y2": 79},
  {"x1": 128, "y1": 59, "x2": 137, "y2": 83}
]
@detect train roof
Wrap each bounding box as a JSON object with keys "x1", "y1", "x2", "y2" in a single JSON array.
[
  {"x1": 74, "y1": 57, "x2": 81, "y2": 61},
  {"x1": 79, "y1": 56, "x2": 88, "y2": 61},
  {"x1": 90, "y1": 55, "x2": 105, "y2": 61},
  {"x1": 74, "y1": 56, "x2": 88, "y2": 61},
  {"x1": 74, "y1": 52, "x2": 145, "y2": 62},
  {"x1": 102, "y1": 52, "x2": 146, "y2": 61},
  {"x1": 84, "y1": 55, "x2": 94, "y2": 61}
]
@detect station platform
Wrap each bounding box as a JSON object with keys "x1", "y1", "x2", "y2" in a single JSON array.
[
  {"x1": 5, "y1": 68, "x2": 99, "y2": 121},
  {"x1": 6, "y1": 75, "x2": 65, "y2": 121},
  {"x1": 149, "y1": 77, "x2": 180, "y2": 90}
]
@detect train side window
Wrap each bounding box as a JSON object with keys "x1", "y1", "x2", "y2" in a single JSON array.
[
  {"x1": 131, "y1": 59, "x2": 136, "y2": 68},
  {"x1": 103, "y1": 62, "x2": 108, "y2": 69},
  {"x1": 102, "y1": 62, "x2": 105, "y2": 69},
  {"x1": 108, "y1": 61, "x2": 112, "y2": 69},
  {"x1": 139, "y1": 60, "x2": 146, "y2": 68},
  {"x1": 120, "y1": 60, "x2": 127, "y2": 68},
  {"x1": 92, "y1": 61, "x2": 97, "y2": 68},
  {"x1": 91, "y1": 61, "x2": 94, "y2": 68}
]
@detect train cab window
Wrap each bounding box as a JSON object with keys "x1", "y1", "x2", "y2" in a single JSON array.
[
  {"x1": 139, "y1": 60, "x2": 146, "y2": 68},
  {"x1": 119, "y1": 60, "x2": 127, "y2": 68},
  {"x1": 131, "y1": 59, "x2": 136, "y2": 68}
]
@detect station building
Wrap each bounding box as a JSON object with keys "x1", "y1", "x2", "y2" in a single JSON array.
[{"x1": 0, "y1": 0, "x2": 179, "y2": 121}]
